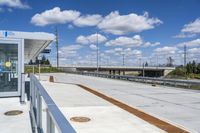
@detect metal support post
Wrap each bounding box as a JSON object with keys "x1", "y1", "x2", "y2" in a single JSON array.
[
  {"x1": 36, "y1": 92, "x2": 42, "y2": 132},
  {"x1": 33, "y1": 65, "x2": 35, "y2": 74},
  {"x1": 20, "y1": 73, "x2": 25, "y2": 103},
  {"x1": 47, "y1": 111, "x2": 55, "y2": 133},
  {"x1": 39, "y1": 63, "x2": 41, "y2": 80}
]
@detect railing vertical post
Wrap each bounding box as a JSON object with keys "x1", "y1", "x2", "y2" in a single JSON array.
[
  {"x1": 188, "y1": 83, "x2": 191, "y2": 89},
  {"x1": 36, "y1": 92, "x2": 42, "y2": 132},
  {"x1": 33, "y1": 81, "x2": 36, "y2": 109},
  {"x1": 20, "y1": 73, "x2": 25, "y2": 103},
  {"x1": 47, "y1": 111, "x2": 55, "y2": 133},
  {"x1": 33, "y1": 65, "x2": 35, "y2": 74},
  {"x1": 30, "y1": 75, "x2": 37, "y2": 132},
  {"x1": 30, "y1": 75, "x2": 34, "y2": 107},
  {"x1": 175, "y1": 81, "x2": 177, "y2": 87}
]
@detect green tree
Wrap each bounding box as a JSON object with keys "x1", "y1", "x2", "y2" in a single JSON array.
[
  {"x1": 45, "y1": 59, "x2": 50, "y2": 65},
  {"x1": 145, "y1": 62, "x2": 148, "y2": 67},
  {"x1": 41, "y1": 55, "x2": 46, "y2": 64},
  {"x1": 35, "y1": 57, "x2": 39, "y2": 64},
  {"x1": 192, "y1": 60, "x2": 197, "y2": 74},
  {"x1": 167, "y1": 57, "x2": 174, "y2": 67},
  {"x1": 186, "y1": 62, "x2": 193, "y2": 74},
  {"x1": 197, "y1": 63, "x2": 200, "y2": 74},
  {"x1": 29, "y1": 60, "x2": 33, "y2": 65}
]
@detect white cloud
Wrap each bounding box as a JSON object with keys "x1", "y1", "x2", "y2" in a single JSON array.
[
  {"x1": 154, "y1": 46, "x2": 178, "y2": 54},
  {"x1": 181, "y1": 18, "x2": 200, "y2": 34},
  {"x1": 188, "y1": 47, "x2": 200, "y2": 54},
  {"x1": 73, "y1": 14, "x2": 103, "y2": 27},
  {"x1": 105, "y1": 35, "x2": 143, "y2": 47},
  {"x1": 105, "y1": 47, "x2": 142, "y2": 57},
  {"x1": 177, "y1": 39, "x2": 200, "y2": 47},
  {"x1": 76, "y1": 33, "x2": 107, "y2": 45},
  {"x1": 105, "y1": 49, "x2": 115, "y2": 54},
  {"x1": 0, "y1": 0, "x2": 29, "y2": 9},
  {"x1": 31, "y1": 7, "x2": 80, "y2": 26},
  {"x1": 105, "y1": 48, "x2": 124, "y2": 55},
  {"x1": 59, "y1": 44, "x2": 82, "y2": 57},
  {"x1": 123, "y1": 48, "x2": 142, "y2": 56},
  {"x1": 67, "y1": 24, "x2": 74, "y2": 29},
  {"x1": 174, "y1": 33, "x2": 196, "y2": 38},
  {"x1": 98, "y1": 11, "x2": 162, "y2": 35},
  {"x1": 175, "y1": 18, "x2": 200, "y2": 38},
  {"x1": 143, "y1": 42, "x2": 160, "y2": 47},
  {"x1": 31, "y1": 8, "x2": 162, "y2": 35},
  {"x1": 187, "y1": 47, "x2": 200, "y2": 60},
  {"x1": 105, "y1": 35, "x2": 160, "y2": 47},
  {"x1": 89, "y1": 44, "x2": 97, "y2": 50},
  {"x1": 132, "y1": 49, "x2": 142, "y2": 56},
  {"x1": 114, "y1": 47, "x2": 123, "y2": 52},
  {"x1": 76, "y1": 35, "x2": 89, "y2": 44}
]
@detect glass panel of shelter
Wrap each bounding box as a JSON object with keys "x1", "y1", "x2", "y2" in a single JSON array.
[{"x1": 0, "y1": 43, "x2": 18, "y2": 92}]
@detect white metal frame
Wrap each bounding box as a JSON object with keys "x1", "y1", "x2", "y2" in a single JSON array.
[{"x1": 0, "y1": 38, "x2": 24, "y2": 98}]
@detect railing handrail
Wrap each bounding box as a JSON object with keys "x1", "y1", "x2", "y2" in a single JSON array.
[
  {"x1": 58, "y1": 66, "x2": 175, "y2": 70},
  {"x1": 30, "y1": 74, "x2": 76, "y2": 133}
]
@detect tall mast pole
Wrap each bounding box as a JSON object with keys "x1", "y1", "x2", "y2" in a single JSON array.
[
  {"x1": 56, "y1": 27, "x2": 59, "y2": 68},
  {"x1": 184, "y1": 45, "x2": 187, "y2": 79},
  {"x1": 96, "y1": 32, "x2": 99, "y2": 73},
  {"x1": 184, "y1": 45, "x2": 187, "y2": 67},
  {"x1": 122, "y1": 50, "x2": 125, "y2": 66}
]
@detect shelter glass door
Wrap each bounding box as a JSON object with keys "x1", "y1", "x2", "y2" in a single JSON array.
[{"x1": 0, "y1": 43, "x2": 18, "y2": 93}]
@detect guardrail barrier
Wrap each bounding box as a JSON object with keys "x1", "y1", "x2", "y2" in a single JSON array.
[{"x1": 66, "y1": 71, "x2": 200, "y2": 89}]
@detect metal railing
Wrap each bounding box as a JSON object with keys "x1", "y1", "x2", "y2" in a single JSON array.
[
  {"x1": 30, "y1": 74, "x2": 76, "y2": 133},
  {"x1": 68, "y1": 71, "x2": 200, "y2": 89}
]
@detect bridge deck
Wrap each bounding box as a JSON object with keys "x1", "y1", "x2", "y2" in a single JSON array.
[
  {"x1": 40, "y1": 80, "x2": 165, "y2": 133},
  {"x1": 41, "y1": 73, "x2": 200, "y2": 133}
]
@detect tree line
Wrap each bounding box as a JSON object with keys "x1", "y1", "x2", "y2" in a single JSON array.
[
  {"x1": 186, "y1": 60, "x2": 200, "y2": 74},
  {"x1": 28, "y1": 55, "x2": 50, "y2": 65}
]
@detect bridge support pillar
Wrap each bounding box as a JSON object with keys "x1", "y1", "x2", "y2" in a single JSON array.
[
  {"x1": 118, "y1": 70, "x2": 121, "y2": 75},
  {"x1": 123, "y1": 71, "x2": 125, "y2": 75},
  {"x1": 113, "y1": 70, "x2": 115, "y2": 75},
  {"x1": 109, "y1": 70, "x2": 112, "y2": 75}
]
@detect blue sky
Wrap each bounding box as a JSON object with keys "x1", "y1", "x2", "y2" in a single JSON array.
[{"x1": 0, "y1": 0, "x2": 200, "y2": 66}]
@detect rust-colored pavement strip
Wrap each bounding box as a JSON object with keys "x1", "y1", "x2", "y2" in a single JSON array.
[{"x1": 77, "y1": 84, "x2": 190, "y2": 133}]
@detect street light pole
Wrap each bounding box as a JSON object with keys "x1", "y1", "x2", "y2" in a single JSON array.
[
  {"x1": 143, "y1": 63, "x2": 145, "y2": 77},
  {"x1": 55, "y1": 27, "x2": 59, "y2": 68},
  {"x1": 96, "y1": 32, "x2": 99, "y2": 73},
  {"x1": 184, "y1": 45, "x2": 187, "y2": 79},
  {"x1": 156, "y1": 54, "x2": 158, "y2": 67},
  {"x1": 122, "y1": 53, "x2": 125, "y2": 66},
  {"x1": 184, "y1": 45, "x2": 187, "y2": 67}
]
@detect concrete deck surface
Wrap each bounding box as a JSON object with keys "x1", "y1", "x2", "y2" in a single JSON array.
[
  {"x1": 40, "y1": 73, "x2": 200, "y2": 133},
  {"x1": 41, "y1": 81, "x2": 166, "y2": 133},
  {"x1": 0, "y1": 98, "x2": 32, "y2": 133}
]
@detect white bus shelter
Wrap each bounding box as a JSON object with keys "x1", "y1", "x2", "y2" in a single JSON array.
[{"x1": 0, "y1": 30, "x2": 55, "y2": 102}]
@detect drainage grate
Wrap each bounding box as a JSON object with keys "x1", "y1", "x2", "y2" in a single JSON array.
[
  {"x1": 70, "y1": 116, "x2": 91, "y2": 122},
  {"x1": 4, "y1": 110, "x2": 23, "y2": 116}
]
